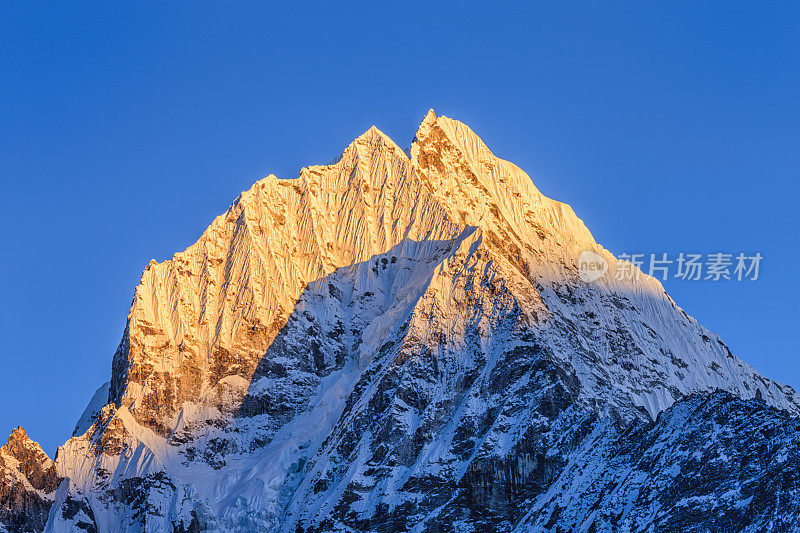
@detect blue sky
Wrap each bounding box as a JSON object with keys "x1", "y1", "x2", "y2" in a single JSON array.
[{"x1": 1, "y1": 2, "x2": 798, "y2": 454}]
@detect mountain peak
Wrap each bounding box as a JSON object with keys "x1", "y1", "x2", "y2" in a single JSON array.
[
  {"x1": 349, "y1": 124, "x2": 403, "y2": 155},
  {"x1": 0, "y1": 426, "x2": 60, "y2": 532},
  {"x1": 108, "y1": 110, "x2": 798, "y2": 431},
  {"x1": 4, "y1": 426, "x2": 37, "y2": 452},
  {"x1": 11, "y1": 110, "x2": 800, "y2": 532},
  {"x1": 2, "y1": 426, "x2": 49, "y2": 464}
]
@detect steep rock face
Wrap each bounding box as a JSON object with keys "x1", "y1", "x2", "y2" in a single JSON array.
[
  {"x1": 109, "y1": 126, "x2": 461, "y2": 436},
  {"x1": 0, "y1": 428, "x2": 60, "y2": 533},
  {"x1": 8, "y1": 110, "x2": 798, "y2": 532}
]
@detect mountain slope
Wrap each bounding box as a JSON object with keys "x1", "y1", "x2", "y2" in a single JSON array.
[
  {"x1": 515, "y1": 391, "x2": 800, "y2": 532},
  {"x1": 3, "y1": 110, "x2": 798, "y2": 532}
]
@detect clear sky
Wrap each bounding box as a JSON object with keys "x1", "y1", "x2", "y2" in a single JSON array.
[{"x1": 1, "y1": 2, "x2": 798, "y2": 455}]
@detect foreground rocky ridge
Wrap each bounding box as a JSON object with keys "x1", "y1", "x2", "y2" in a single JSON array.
[{"x1": 3, "y1": 111, "x2": 799, "y2": 532}]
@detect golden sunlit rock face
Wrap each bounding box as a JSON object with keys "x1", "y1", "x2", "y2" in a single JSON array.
[{"x1": 4, "y1": 111, "x2": 799, "y2": 532}]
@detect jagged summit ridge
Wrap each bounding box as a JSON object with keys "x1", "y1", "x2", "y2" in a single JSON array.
[
  {"x1": 9, "y1": 110, "x2": 797, "y2": 532},
  {"x1": 108, "y1": 117, "x2": 463, "y2": 435}
]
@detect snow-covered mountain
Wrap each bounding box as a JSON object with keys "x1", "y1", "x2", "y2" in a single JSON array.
[{"x1": 3, "y1": 111, "x2": 799, "y2": 532}]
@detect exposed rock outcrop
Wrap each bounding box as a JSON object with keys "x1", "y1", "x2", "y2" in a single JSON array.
[{"x1": 0, "y1": 428, "x2": 60, "y2": 533}]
